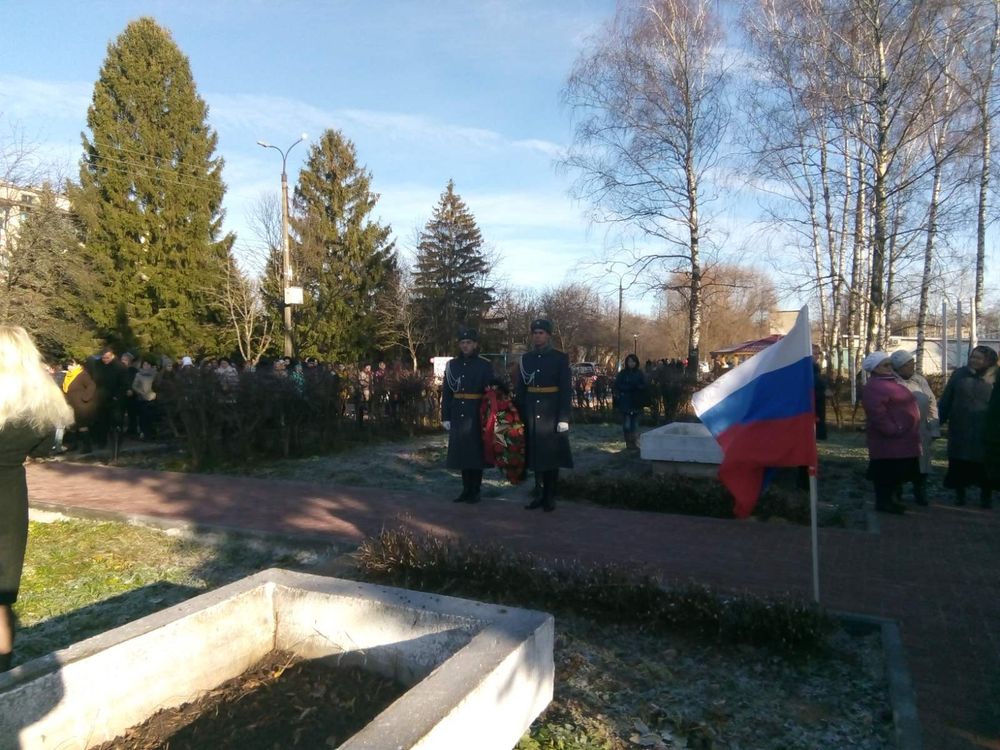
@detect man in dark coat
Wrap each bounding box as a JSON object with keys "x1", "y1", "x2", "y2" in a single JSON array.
[
  {"x1": 86, "y1": 346, "x2": 130, "y2": 448},
  {"x1": 515, "y1": 318, "x2": 573, "y2": 512},
  {"x1": 442, "y1": 327, "x2": 495, "y2": 504}
]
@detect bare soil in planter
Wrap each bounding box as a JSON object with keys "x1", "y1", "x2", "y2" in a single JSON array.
[{"x1": 94, "y1": 650, "x2": 406, "y2": 749}]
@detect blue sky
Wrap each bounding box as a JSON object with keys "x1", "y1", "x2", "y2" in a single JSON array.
[
  {"x1": 3, "y1": 0, "x2": 658, "y2": 304},
  {"x1": 5, "y1": 1, "x2": 997, "y2": 322}
]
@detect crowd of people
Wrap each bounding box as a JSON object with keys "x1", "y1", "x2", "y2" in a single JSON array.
[
  {"x1": 861, "y1": 345, "x2": 997, "y2": 513},
  {"x1": 42, "y1": 349, "x2": 435, "y2": 454}
]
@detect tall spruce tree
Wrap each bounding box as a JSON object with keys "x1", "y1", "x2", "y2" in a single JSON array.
[
  {"x1": 285, "y1": 129, "x2": 396, "y2": 361},
  {"x1": 412, "y1": 180, "x2": 494, "y2": 354},
  {"x1": 73, "y1": 18, "x2": 233, "y2": 356}
]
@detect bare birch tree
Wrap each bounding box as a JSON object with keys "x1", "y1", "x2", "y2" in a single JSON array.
[
  {"x1": 562, "y1": 0, "x2": 730, "y2": 381},
  {"x1": 955, "y1": 0, "x2": 1000, "y2": 344},
  {"x1": 374, "y1": 268, "x2": 430, "y2": 372}
]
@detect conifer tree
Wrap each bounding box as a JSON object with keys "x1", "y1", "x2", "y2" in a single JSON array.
[
  {"x1": 412, "y1": 180, "x2": 494, "y2": 354},
  {"x1": 285, "y1": 129, "x2": 396, "y2": 361},
  {"x1": 73, "y1": 17, "x2": 233, "y2": 356},
  {"x1": 0, "y1": 185, "x2": 99, "y2": 359}
]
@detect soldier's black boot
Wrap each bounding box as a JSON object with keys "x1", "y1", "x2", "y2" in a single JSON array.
[
  {"x1": 525, "y1": 473, "x2": 544, "y2": 510},
  {"x1": 955, "y1": 487, "x2": 966, "y2": 507},
  {"x1": 981, "y1": 489, "x2": 993, "y2": 509},
  {"x1": 452, "y1": 472, "x2": 470, "y2": 503},
  {"x1": 542, "y1": 469, "x2": 558, "y2": 512},
  {"x1": 465, "y1": 470, "x2": 482, "y2": 504},
  {"x1": 913, "y1": 475, "x2": 928, "y2": 506},
  {"x1": 0, "y1": 652, "x2": 11, "y2": 673}
]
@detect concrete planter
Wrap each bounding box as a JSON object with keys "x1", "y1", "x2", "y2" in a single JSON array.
[{"x1": 0, "y1": 569, "x2": 554, "y2": 750}]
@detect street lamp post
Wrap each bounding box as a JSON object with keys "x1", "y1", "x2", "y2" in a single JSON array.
[
  {"x1": 605, "y1": 263, "x2": 636, "y2": 372},
  {"x1": 633, "y1": 333, "x2": 639, "y2": 357},
  {"x1": 257, "y1": 134, "x2": 307, "y2": 357},
  {"x1": 617, "y1": 280, "x2": 623, "y2": 370}
]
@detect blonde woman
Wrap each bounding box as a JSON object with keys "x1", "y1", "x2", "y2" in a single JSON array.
[{"x1": 0, "y1": 326, "x2": 73, "y2": 671}]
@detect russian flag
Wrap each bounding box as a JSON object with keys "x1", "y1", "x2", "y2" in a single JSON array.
[{"x1": 692, "y1": 306, "x2": 817, "y2": 518}]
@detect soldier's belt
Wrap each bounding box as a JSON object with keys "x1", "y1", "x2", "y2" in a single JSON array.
[
  {"x1": 453, "y1": 393, "x2": 483, "y2": 399},
  {"x1": 526, "y1": 386, "x2": 559, "y2": 393}
]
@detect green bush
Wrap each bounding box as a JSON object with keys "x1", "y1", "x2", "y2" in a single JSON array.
[
  {"x1": 558, "y1": 473, "x2": 814, "y2": 524},
  {"x1": 157, "y1": 367, "x2": 439, "y2": 468},
  {"x1": 358, "y1": 528, "x2": 833, "y2": 653}
]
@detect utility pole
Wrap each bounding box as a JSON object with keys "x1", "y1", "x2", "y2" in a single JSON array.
[{"x1": 257, "y1": 134, "x2": 307, "y2": 357}]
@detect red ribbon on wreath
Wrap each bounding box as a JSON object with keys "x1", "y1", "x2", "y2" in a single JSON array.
[{"x1": 480, "y1": 385, "x2": 526, "y2": 484}]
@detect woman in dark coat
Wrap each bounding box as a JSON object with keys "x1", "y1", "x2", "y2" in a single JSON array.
[
  {"x1": 0, "y1": 326, "x2": 74, "y2": 671},
  {"x1": 441, "y1": 327, "x2": 495, "y2": 504},
  {"x1": 939, "y1": 345, "x2": 997, "y2": 507},
  {"x1": 614, "y1": 353, "x2": 646, "y2": 450},
  {"x1": 983, "y1": 376, "x2": 1000, "y2": 494},
  {"x1": 515, "y1": 318, "x2": 573, "y2": 512}
]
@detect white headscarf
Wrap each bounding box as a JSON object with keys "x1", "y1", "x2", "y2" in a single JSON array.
[
  {"x1": 861, "y1": 351, "x2": 890, "y2": 373},
  {"x1": 890, "y1": 349, "x2": 914, "y2": 370}
]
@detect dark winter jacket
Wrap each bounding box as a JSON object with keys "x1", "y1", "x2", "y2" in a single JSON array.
[
  {"x1": 614, "y1": 367, "x2": 647, "y2": 414},
  {"x1": 1, "y1": 421, "x2": 56, "y2": 600},
  {"x1": 939, "y1": 365, "x2": 996, "y2": 463},
  {"x1": 442, "y1": 353, "x2": 495, "y2": 470},
  {"x1": 984, "y1": 378, "x2": 1000, "y2": 483},
  {"x1": 515, "y1": 345, "x2": 573, "y2": 471}
]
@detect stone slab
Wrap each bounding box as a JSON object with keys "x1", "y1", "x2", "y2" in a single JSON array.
[{"x1": 640, "y1": 422, "x2": 722, "y2": 473}]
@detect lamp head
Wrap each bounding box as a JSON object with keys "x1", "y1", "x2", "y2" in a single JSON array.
[{"x1": 256, "y1": 140, "x2": 270, "y2": 148}]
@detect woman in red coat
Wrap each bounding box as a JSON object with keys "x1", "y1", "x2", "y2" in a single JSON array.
[{"x1": 861, "y1": 351, "x2": 921, "y2": 514}]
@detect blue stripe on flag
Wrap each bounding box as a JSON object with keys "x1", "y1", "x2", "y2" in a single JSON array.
[{"x1": 698, "y1": 355, "x2": 813, "y2": 437}]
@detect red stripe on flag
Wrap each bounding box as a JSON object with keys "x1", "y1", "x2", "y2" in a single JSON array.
[{"x1": 714, "y1": 412, "x2": 818, "y2": 518}]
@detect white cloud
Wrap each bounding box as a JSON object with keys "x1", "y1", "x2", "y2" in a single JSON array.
[{"x1": 0, "y1": 75, "x2": 91, "y2": 123}]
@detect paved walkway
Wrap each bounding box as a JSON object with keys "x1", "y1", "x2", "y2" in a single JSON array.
[{"x1": 24, "y1": 461, "x2": 1000, "y2": 750}]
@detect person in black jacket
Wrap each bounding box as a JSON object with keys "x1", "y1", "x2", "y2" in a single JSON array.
[
  {"x1": 515, "y1": 318, "x2": 573, "y2": 512},
  {"x1": 441, "y1": 327, "x2": 495, "y2": 504},
  {"x1": 86, "y1": 346, "x2": 130, "y2": 448},
  {"x1": 614, "y1": 353, "x2": 646, "y2": 450},
  {"x1": 0, "y1": 326, "x2": 74, "y2": 671}
]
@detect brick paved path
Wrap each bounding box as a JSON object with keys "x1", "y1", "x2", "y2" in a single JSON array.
[{"x1": 24, "y1": 462, "x2": 1000, "y2": 750}]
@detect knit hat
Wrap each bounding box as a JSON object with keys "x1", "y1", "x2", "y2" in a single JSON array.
[
  {"x1": 890, "y1": 349, "x2": 914, "y2": 370},
  {"x1": 530, "y1": 318, "x2": 553, "y2": 334},
  {"x1": 181, "y1": 355, "x2": 194, "y2": 367},
  {"x1": 861, "y1": 351, "x2": 890, "y2": 373}
]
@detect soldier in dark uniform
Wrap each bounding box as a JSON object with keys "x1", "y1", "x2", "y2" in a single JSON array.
[
  {"x1": 442, "y1": 327, "x2": 495, "y2": 504},
  {"x1": 516, "y1": 318, "x2": 573, "y2": 512}
]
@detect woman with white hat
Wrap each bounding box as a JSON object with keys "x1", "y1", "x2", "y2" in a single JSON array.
[
  {"x1": 861, "y1": 351, "x2": 921, "y2": 514},
  {"x1": 890, "y1": 350, "x2": 939, "y2": 505}
]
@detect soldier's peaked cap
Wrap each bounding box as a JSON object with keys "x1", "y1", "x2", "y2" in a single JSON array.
[
  {"x1": 530, "y1": 318, "x2": 553, "y2": 334},
  {"x1": 457, "y1": 326, "x2": 479, "y2": 342}
]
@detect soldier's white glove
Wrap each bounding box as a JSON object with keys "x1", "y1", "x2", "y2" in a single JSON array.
[
  {"x1": 442, "y1": 421, "x2": 451, "y2": 431},
  {"x1": 557, "y1": 422, "x2": 569, "y2": 433}
]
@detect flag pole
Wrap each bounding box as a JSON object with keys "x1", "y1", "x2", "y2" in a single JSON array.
[
  {"x1": 806, "y1": 306, "x2": 820, "y2": 604},
  {"x1": 809, "y1": 469, "x2": 820, "y2": 603}
]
